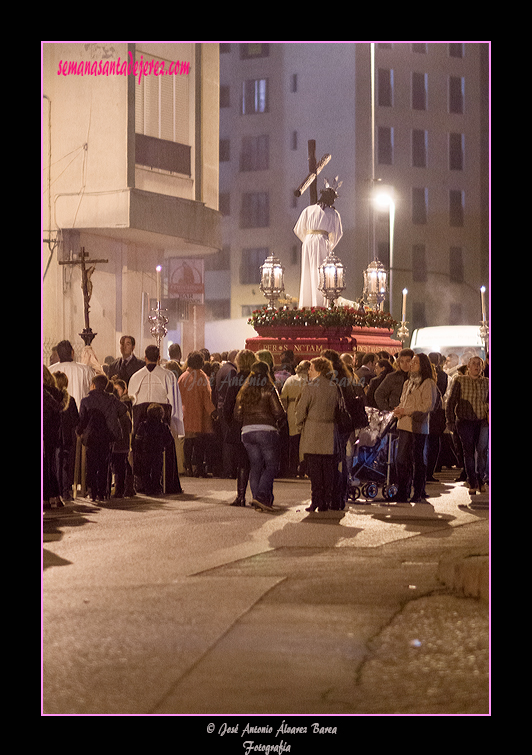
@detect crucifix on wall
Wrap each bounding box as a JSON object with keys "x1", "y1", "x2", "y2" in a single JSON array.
[{"x1": 59, "y1": 246, "x2": 109, "y2": 346}]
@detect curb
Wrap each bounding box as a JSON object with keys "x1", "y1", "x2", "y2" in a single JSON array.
[{"x1": 437, "y1": 555, "x2": 489, "y2": 603}]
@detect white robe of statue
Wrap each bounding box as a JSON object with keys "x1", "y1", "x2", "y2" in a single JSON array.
[{"x1": 294, "y1": 203, "x2": 343, "y2": 308}]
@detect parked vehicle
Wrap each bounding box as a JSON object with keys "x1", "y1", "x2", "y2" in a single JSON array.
[{"x1": 409, "y1": 325, "x2": 486, "y2": 360}]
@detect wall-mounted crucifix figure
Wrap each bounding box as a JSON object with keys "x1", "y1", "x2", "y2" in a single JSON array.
[
  {"x1": 293, "y1": 140, "x2": 343, "y2": 308},
  {"x1": 59, "y1": 247, "x2": 108, "y2": 346}
]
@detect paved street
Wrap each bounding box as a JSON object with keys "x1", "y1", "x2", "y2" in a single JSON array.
[{"x1": 42, "y1": 470, "x2": 489, "y2": 717}]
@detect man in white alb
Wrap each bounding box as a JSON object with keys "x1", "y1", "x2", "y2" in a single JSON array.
[
  {"x1": 128, "y1": 344, "x2": 184, "y2": 437},
  {"x1": 49, "y1": 340, "x2": 96, "y2": 409},
  {"x1": 293, "y1": 180, "x2": 343, "y2": 308},
  {"x1": 128, "y1": 344, "x2": 185, "y2": 493}
]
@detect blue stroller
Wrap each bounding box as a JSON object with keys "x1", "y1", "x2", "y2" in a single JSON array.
[{"x1": 347, "y1": 408, "x2": 398, "y2": 502}]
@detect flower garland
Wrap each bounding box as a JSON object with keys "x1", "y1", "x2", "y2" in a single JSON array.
[{"x1": 248, "y1": 305, "x2": 398, "y2": 330}]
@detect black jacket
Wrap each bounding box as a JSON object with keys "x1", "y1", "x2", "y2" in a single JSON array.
[
  {"x1": 107, "y1": 355, "x2": 145, "y2": 386},
  {"x1": 374, "y1": 369, "x2": 410, "y2": 411},
  {"x1": 77, "y1": 389, "x2": 123, "y2": 447}
]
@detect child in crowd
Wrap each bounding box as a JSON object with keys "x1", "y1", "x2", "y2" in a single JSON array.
[
  {"x1": 111, "y1": 379, "x2": 134, "y2": 498},
  {"x1": 52, "y1": 371, "x2": 80, "y2": 501},
  {"x1": 134, "y1": 403, "x2": 174, "y2": 495}
]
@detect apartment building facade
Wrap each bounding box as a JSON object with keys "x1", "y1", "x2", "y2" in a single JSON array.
[{"x1": 212, "y1": 42, "x2": 489, "y2": 332}]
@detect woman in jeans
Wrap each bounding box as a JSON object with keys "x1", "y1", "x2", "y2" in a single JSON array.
[
  {"x1": 234, "y1": 361, "x2": 286, "y2": 512},
  {"x1": 393, "y1": 353, "x2": 438, "y2": 503},
  {"x1": 222, "y1": 349, "x2": 257, "y2": 506}
]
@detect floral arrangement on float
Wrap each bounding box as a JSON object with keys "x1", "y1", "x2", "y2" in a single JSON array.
[{"x1": 248, "y1": 305, "x2": 398, "y2": 333}]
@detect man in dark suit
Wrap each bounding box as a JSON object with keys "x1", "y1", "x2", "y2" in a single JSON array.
[{"x1": 107, "y1": 335, "x2": 144, "y2": 386}]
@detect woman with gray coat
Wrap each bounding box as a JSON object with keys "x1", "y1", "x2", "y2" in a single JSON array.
[{"x1": 295, "y1": 356, "x2": 339, "y2": 512}]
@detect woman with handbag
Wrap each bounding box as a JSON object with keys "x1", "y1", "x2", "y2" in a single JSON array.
[
  {"x1": 234, "y1": 361, "x2": 286, "y2": 512},
  {"x1": 222, "y1": 349, "x2": 256, "y2": 506},
  {"x1": 322, "y1": 349, "x2": 368, "y2": 509},
  {"x1": 295, "y1": 356, "x2": 339, "y2": 512}
]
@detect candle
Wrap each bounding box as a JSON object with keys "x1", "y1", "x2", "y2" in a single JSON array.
[
  {"x1": 156, "y1": 265, "x2": 162, "y2": 303},
  {"x1": 480, "y1": 286, "x2": 486, "y2": 321},
  {"x1": 402, "y1": 288, "x2": 408, "y2": 321}
]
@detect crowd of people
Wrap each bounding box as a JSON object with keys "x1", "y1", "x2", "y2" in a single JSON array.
[{"x1": 43, "y1": 336, "x2": 489, "y2": 513}]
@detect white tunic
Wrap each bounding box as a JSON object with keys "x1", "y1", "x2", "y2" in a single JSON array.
[
  {"x1": 293, "y1": 204, "x2": 343, "y2": 308},
  {"x1": 128, "y1": 364, "x2": 184, "y2": 436},
  {"x1": 49, "y1": 361, "x2": 95, "y2": 410}
]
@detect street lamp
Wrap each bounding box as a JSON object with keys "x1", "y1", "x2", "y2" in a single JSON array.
[
  {"x1": 260, "y1": 254, "x2": 285, "y2": 309},
  {"x1": 373, "y1": 183, "x2": 395, "y2": 314},
  {"x1": 318, "y1": 249, "x2": 346, "y2": 308},
  {"x1": 363, "y1": 258, "x2": 388, "y2": 311}
]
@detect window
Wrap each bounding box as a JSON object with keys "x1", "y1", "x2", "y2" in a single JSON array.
[
  {"x1": 450, "y1": 246, "x2": 464, "y2": 283},
  {"x1": 240, "y1": 43, "x2": 270, "y2": 59},
  {"x1": 135, "y1": 52, "x2": 189, "y2": 144},
  {"x1": 291, "y1": 131, "x2": 298, "y2": 150},
  {"x1": 204, "y1": 246, "x2": 230, "y2": 272},
  {"x1": 449, "y1": 76, "x2": 464, "y2": 114},
  {"x1": 240, "y1": 135, "x2": 269, "y2": 171},
  {"x1": 412, "y1": 72, "x2": 427, "y2": 110},
  {"x1": 240, "y1": 192, "x2": 269, "y2": 228},
  {"x1": 206, "y1": 300, "x2": 231, "y2": 320},
  {"x1": 449, "y1": 43, "x2": 464, "y2": 58},
  {"x1": 412, "y1": 129, "x2": 427, "y2": 168},
  {"x1": 449, "y1": 132, "x2": 464, "y2": 170},
  {"x1": 240, "y1": 248, "x2": 269, "y2": 284},
  {"x1": 412, "y1": 187, "x2": 428, "y2": 224},
  {"x1": 135, "y1": 50, "x2": 191, "y2": 174},
  {"x1": 378, "y1": 126, "x2": 393, "y2": 165},
  {"x1": 412, "y1": 43, "x2": 427, "y2": 54},
  {"x1": 290, "y1": 73, "x2": 298, "y2": 93},
  {"x1": 412, "y1": 244, "x2": 427, "y2": 282},
  {"x1": 242, "y1": 78, "x2": 269, "y2": 114},
  {"x1": 412, "y1": 301, "x2": 427, "y2": 330},
  {"x1": 449, "y1": 302, "x2": 463, "y2": 325},
  {"x1": 378, "y1": 68, "x2": 393, "y2": 107},
  {"x1": 219, "y1": 139, "x2": 230, "y2": 162},
  {"x1": 449, "y1": 190, "x2": 464, "y2": 227},
  {"x1": 219, "y1": 193, "x2": 230, "y2": 216},
  {"x1": 377, "y1": 241, "x2": 390, "y2": 269},
  {"x1": 220, "y1": 86, "x2": 230, "y2": 108}
]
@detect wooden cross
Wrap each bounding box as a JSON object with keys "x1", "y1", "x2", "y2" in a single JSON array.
[
  {"x1": 59, "y1": 247, "x2": 108, "y2": 345},
  {"x1": 294, "y1": 139, "x2": 331, "y2": 204}
]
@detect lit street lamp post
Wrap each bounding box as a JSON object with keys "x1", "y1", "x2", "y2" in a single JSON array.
[{"x1": 373, "y1": 185, "x2": 395, "y2": 316}]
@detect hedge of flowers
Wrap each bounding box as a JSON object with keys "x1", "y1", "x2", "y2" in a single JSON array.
[{"x1": 248, "y1": 305, "x2": 398, "y2": 330}]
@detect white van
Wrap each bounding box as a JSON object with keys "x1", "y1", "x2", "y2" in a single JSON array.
[{"x1": 409, "y1": 325, "x2": 487, "y2": 361}]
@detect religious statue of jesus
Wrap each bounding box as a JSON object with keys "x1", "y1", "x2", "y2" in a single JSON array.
[{"x1": 293, "y1": 180, "x2": 343, "y2": 308}]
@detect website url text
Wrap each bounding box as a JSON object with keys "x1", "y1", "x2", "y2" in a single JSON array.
[{"x1": 57, "y1": 52, "x2": 190, "y2": 84}]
